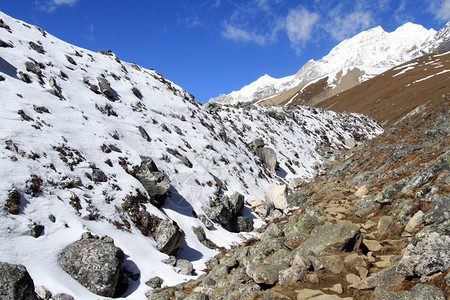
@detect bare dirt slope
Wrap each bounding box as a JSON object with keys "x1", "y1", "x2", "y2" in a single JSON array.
[{"x1": 316, "y1": 51, "x2": 450, "y2": 127}]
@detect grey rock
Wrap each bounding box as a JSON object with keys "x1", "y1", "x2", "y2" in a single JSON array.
[
  {"x1": 375, "y1": 284, "x2": 445, "y2": 300},
  {"x1": 246, "y1": 263, "x2": 288, "y2": 285},
  {"x1": 53, "y1": 294, "x2": 75, "y2": 300},
  {"x1": 298, "y1": 221, "x2": 362, "y2": 255},
  {"x1": 423, "y1": 194, "x2": 450, "y2": 225},
  {"x1": 145, "y1": 276, "x2": 164, "y2": 289},
  {"x1": 162, "y1": 256, "x2": 177, "y2": 266},
  {"x1": 198, "y1": 215, "x2": 214, "y2": 230},
  {"x1": 176, "y1": 259, "x2": 194, "y2": 275},
  {"x1": 349, "y1": 263, "x2": 405, "y2": 294},
  {"x1": 30, "y1": 224, "x2": 44, "y2": 238},
  {"x1": 92, "y1": 168, "x2": 107, "y2": 183},
  {"x1": 236, "y1": 216, "x2": 254, "y2": 232},
  {"x1": 60, "y1": 236, "x2": 124, "y2": 297},
  {"x1": 282, "y1": 214, "x2": 324, "y2": 242},
  {"x1": 261, "y1": 223, "x2": 283, "y2": 240},
  {"x1": 97, "y1": 76, "x2": 114, "y2": 100},
  {"x1": 378, "y1": 216, "x2": 396, "y2": 233},
  {"x1": 397, "y1": 220, "x2": 450, "y2": 277},
  {"x1": 25, "y1": 61, "x2": 42, "y2": 76},
  {"x1": 19, "y1": 71, "x2": 32, "y2": 83},
  {"x1": 256, "y1": 147, "x2": 277, "y2": 173},
  {"x1": 65, "y1": 55, "x2": 77, "y2": 65},
  {"x1": 278, "y1": 265, "x2": 307, "y2": 285},
  {"x1": 192, "y1": 227, "x2": 217, "y2": 249},
  {"x1": 137, "y1": 126, "x2": 151, "y2": 142},
  {"x1": 135, "y1": 156, "x2": 170, "y2": 207},
  {"x1": 184, "y1": 293, "x2": 209, "y2": 300},
  {"x1": 0, "y1": 262, "x2": 37, "y2": 300},
  {"x1": 155, "y1": 220, "x2": 185, "y2": 255},
  {"x1": 29, "y1": 41, "x2": 44, "y2": 54},
  {"x1": 35, "y1": 285, "x2": 51, "y2": 300},
  {"x1": 263, "y1": 290, "x2": 291, "y2": 300},
  {"x1": 229, "y1": 191, "x2": 244, "y2": 216},
  {"x1": 286, "y1": 191, "x2": 308, "y2": 207}
]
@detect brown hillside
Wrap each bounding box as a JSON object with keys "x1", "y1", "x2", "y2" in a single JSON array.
[{"x1": 316, "y1": 51, "x2": 450, "y2": 127}]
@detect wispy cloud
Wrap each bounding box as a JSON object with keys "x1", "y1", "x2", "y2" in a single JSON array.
[
  {"x1": 428, "y1": 0, "x2": 450, "y2": 21},
  {"x1": 35, "y1": 0, "x2": 79, "y2": 13},
  {"x1": 222, "y1": 22, "x2": 268, "y2": 45},
  {"x1": 286, "y1": 7, "x2": 319, "y2": 54},
  {"x1": 325, "y1": 11, "x2": 374, "y2": 40}
]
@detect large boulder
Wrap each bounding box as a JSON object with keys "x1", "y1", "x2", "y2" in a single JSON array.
[
  {"x1": 298, "y1": 221, "x2": 362, "y2": 255},
  {"x1": 397, "y1": 220, "x2": 450, "y2": 277},
  {"x1": 155, "y1": 220, "x2": 185, "y2": 255},
  {"x1": 135, "y1": 156, "x2": 171, "y2": 207},
  {"x1": 0, "y1": 262, "x2": 37, "y2": 300},
  {"x1": 60, "y1": 235, "x2": 124, "y2": 297},
  {"x1": 246, "y1": 263, "x2": 287, "y2": 285},
  {"x1": 265, "y1": 184, "x2": 288, "y2": 210},
  {"x1": 256, "y1": 147, "x2": 277, "y2": 173}
]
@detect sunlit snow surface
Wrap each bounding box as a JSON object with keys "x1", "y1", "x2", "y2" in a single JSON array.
[{"x1": 0, "y1": 11, "x2": 383, "y2": 299}]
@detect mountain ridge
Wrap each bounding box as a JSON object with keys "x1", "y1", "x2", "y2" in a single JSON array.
[{"x1": 210, "y1": 21, "x2": 447, "y2": 105}]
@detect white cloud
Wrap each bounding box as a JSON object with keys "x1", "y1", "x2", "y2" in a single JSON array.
[
  {"x1": 326, "y1": 11, "x2": 373, "y2": 40},
  {"x1": 222, "y1": 22, "x2": 268, "y2": 45},
  {"x1": 285, "y1": 7, "x2": 319, "y2": 54},
  {"x1": 35, "y1": 0, "x2": 79, "y2": 13},
  {"x1": 428, "y1": 0, "x2": 450, "y2": 21}
]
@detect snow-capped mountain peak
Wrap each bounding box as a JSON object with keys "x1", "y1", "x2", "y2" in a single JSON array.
[{"x1": 210, "y1": 21, "x2": 443, "y2": 105}]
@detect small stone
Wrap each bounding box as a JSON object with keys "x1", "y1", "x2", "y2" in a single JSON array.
[
  {"x1": 35, "y1": 285, "x2": 52, "y2": 299},
  {"x1": 176, "y1": 259, "x2": 194, "y2": 275},
  {"x1": 248, "y1": 196, "x2": 264, "y2": 207},
  {"x1": 404, "y1": 210, "x2": 424, "y2": 233},
  {"x1": 54, "y1": 294, "x2": 75, "y2": 300},
  {"x1": 279, "y1": 265, "x2": 307, "y2": 286},
  {"x1": 355, "y1": 266, "x2": 369, "y2": 279},
  {"x1": 363, "y1": 239, "x2": 382, "y2": 252},
  {"x1": 378, "y1": 216, "x2": 396, "y2": 233},
  {"x1": 346, "y1": 274, "x2": 361, "y2": 284},
  {"x1": 31, "y1": 224, "x2": 44, "y2": 238},
  {"x1": 145, "y1": 276, "x2": 164, "y2": 289},
  {"x1": 318, "y1": 255, "x2": 344, "y2": 274},
  {"x1": 295, "y1": 289, "x2": 324, "y2": 300},
  {"x1": 344, "y1": 253, "x2": 366, "y2": 268},
  {"x1": 355, "y1": 185, "x2": 368, "y2": 197},
  {"x1": 162, "y1": 256, "x2": 177, "y2": 266},
  {"x1": 48, "y1": 214, "x2": 56, "y2": 223},
  {"x1": 325, "y1": 283, "x2": 343, "y2": 294},
  {"x1": 307, "y1": 273, "x2": 320, "y2": 283}
]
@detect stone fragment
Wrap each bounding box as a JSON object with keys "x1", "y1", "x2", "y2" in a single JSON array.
[
  {"x1": 176, "y1": 259, "x2": 194, "y2": 275},
  {"x1": 363, "y1": 239, "x2": 382, "y2": 252},
  {"x1": 35, "y1": 286, "x2": 51, "y2": 299},
  {"x1": 346, "y1": 274, "x2": 361, "y2": 284},
  {"x1": 355, "y1": 185, "x2": 368, "y2": 197},
  {"x1": 378, "y1": 216, "x2": 396, "y2": 233}
]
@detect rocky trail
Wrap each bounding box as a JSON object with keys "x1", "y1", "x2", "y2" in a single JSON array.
[{"x1": 149, "y1": 95, "x2": 449, "y2": 299}]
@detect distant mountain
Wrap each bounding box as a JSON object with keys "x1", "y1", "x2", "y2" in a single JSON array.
[
  {"x1": 210, "y1": 21, "x2": 449, "y2": 105},
  {"x1": 0, "y1": 11, "x2": 382, "y2": 299}
]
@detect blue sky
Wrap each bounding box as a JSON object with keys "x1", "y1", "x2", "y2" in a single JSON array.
[{"x1": 1, "y1": 1, "x2": 449, "y2": 102}]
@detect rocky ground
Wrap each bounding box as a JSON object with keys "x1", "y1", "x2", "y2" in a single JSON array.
[{"x1": 148, "y1": 94, "x2": 449, "y2": 299}]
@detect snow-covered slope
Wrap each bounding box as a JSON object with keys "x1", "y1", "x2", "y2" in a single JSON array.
[
  {"x1": 210, "y1": 22, "x2": 442, "y2": 105},
  {"x1": 0, "y1": 11, "x2": 382, "y2": 299}
]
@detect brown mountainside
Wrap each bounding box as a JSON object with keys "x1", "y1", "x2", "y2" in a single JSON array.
[{"x1": 316, "y1": 51, "x2": 450, "y2": 127}]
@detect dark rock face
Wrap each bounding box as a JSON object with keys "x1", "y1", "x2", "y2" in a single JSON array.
[
  {"x1": 154, "y1": 220, "x2": 185, "y2": 255},
  {"x1": 0, "y1": 262, "x2": 37, "y2": 300},
  {"x1": 60, "y1": 235, "x2": 125, "y2": 297}
]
